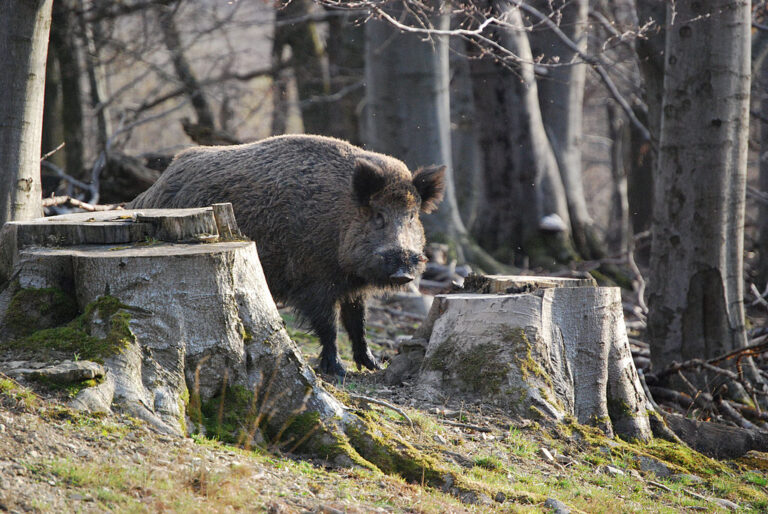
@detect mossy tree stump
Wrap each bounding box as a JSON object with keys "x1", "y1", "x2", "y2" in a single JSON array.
[
  {"x1": 0, "y1": 205, "x2": 345, "y2": 440},
  {"x1": 409, "y1": 275, "x2": 653, "y2": 441}
]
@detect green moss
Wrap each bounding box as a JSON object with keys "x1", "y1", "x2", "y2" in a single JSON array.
[
  {"x1": 3, "y1": 287, "x2": 78, "y2": 337},
  {"x1": 31, "y1": 375, "x2": 104, "y2": 398},
  {"x1": 473, "y1": 455, "x2": 504, "y2": 472},
  {"x1": 503, "y1": 328, "x2": 549, "y2": 384},
  {"x1": 197, "y1": 385, "x2": 260, "y2": 445},
  {"x1": 1, "y1": 295, "x2": 134, "y2": 363},
  {"x1": 426, "y1": 338, "x2": 512, "y2": 395},
  {"x1": 640, "y1": 439, "x2": 729, "y2": 476},
  {"x1": 607, "y1": 397, "x2": 636, "y2": 418},
  {"x1": 345, "y1": 412, "x2": 450, "y2": 485}
]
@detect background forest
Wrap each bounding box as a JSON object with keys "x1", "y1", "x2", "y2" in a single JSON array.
[{"x1": 3, "y1": 1, "x2": 768, "y2": 511}]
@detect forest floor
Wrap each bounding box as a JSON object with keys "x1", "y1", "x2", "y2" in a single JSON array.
[{"x1": 0, "y1": 297, "x2": 766, "y2": 513}]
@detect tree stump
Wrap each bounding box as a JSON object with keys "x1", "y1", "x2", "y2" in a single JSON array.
[
  {"x1": 0, "y1": 206, "x2": 346, "y2": 444},
  {"x1": 395, "y1": 275, "x2": 652, "y2": 441}
]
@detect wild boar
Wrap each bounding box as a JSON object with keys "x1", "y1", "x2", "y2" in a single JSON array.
[{"x1": 129, "y1": 134, "x2": 445, "y2": 377}]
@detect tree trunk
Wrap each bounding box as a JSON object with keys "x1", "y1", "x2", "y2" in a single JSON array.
[
  {"x1": 364, "y1": 5, "x2": 465, "y2": 248},
  {"x1": 449, "y1": 38, "x2": 482, "y2": 229},
  {"x1": 607, "y1": 103, "x2": 630, "y2": 255},
  {"x1": 51, "y1": 0, "x2": 85, "y2": 179},
  {"x1": 528, "y1": 0, "x2": 603, "y2": 260},
  {"x1": 647, "y1": 0, "x2": 751, "y2": 371},
  {"x1": 158, "y1": 2, "x2": 215, "y2": 130},
  {"x1": 631, "y1": 0, "x2": 665, "y2": 237},
  {"x1": 79, "y1": 1, "x2": 111, "y2": 154},
  {"x1": 468, "y1": 3, "x2": 572, "y2": 267},
  {"x1": 325, "y1": 11, "x2": 365, "y2": 145},
  {"x1": 272, "y1": 0, "x2": 329, "y2": 135},
  {"x1": 42, "y1": 48, "x2": 64, "y2": 172},
  {"x1": 757, "y1": 50, "x2": 768, "y2": 287},
  {"x1": 0, "y1": 0, "x2": 52, "y2": 226}
]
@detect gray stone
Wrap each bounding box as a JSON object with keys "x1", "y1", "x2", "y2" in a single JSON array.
[
  {"x1": 714, "y1": 498, "x2": 739, "y2": 511},
  {"x1": 2, "y1": 360, "x2": 104, "y2": 384},
  {"x1": 544, "y1": 497, "x2": 571, "y2": 513},
  {"x1": 670, "y1": 473, "x2": 704, "y2": 484},
  {"x1": 31, "y1": 361, "x2": 104, "y2": 383},
  {"x1": 637, "y1": 455, "x2": 672, "y2": 478},
  {"x1": 606, "y1": 465, "x2": 625, "y2": 476}
]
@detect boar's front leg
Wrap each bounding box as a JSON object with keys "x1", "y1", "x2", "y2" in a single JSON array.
[
  {"x1": 298, "y1": 297, "x2": 347, "y2": 378},
  {"x1": 340, "y1": 296, "x2": 382, "y2": 371}
]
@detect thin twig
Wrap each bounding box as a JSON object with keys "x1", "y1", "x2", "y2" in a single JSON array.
[
  {"x1": 348, "y1": 394, "x2": 414, "y2": 430},
  {"x1": 40, "y1": 142, "x2": 66, "y2": 162},
  {"x1": 438, "y1": 419, "x2": 492, "y2": 433},
  {"x1": 42, "y1": 196, "x2": 124, "y2": 212}
]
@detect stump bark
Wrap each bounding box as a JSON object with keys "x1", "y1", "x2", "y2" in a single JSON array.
[{"x1": 399, "y1": 275, "x2": 652, "y2": 441}]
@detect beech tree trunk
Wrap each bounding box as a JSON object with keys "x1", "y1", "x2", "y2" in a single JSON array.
[
  {"x1": 757, "y1": 48, "x2": 768, "y2": 286},
  {"x1": 364, "y1": 5, "x2": 465, "y2": 246},
  {"x1": 50, "y1": 0, "x2": 85, "y2": 179},
  {"x1": 272, "y1": 0, "x2": 329, "y2": 135},
  {"x1": 449, "y1": 38, "x2": 482, "y2": 229},
  {"x1": 631, "y1": 0, "x2": 665, "y2": 237},
  {"x1": 325, "y1": 11, "x2": 364, "y2": 145},
  {"x1": 468, "y1": 3, "x2": 572, "y2": 267},
  {"x1": 158, "y1": 2, "x2": 216, "y2": 131},
  {"x1": 528, "y1": 0, "x2": 603, "y2": 260},
  {"x1": 647, "y1": 0, "x2": 751, "y2": 370},
  {"x1": 0, "y1": 0, "x2": 52, "y2": 225}
]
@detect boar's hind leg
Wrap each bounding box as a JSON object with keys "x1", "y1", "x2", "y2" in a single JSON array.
[
  {"x1": 302, "y1": 299, "x2": 347, "y2": 378},
  {"x1": 340, "y1": 296, "x2": 382, "y2": 371}
]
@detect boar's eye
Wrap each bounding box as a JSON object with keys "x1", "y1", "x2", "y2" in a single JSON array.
[{"x1": 374, "y1": 212, "x2": 386, "y2": 229}]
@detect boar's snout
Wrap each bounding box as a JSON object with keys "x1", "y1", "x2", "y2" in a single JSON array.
[{"x1": 375, "y1": 248, "x2": 427, "y2": 285}]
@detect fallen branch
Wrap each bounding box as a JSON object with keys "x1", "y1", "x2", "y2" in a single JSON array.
[
  {"x1": 348, "y1": 394, "x2": 414, "y2": 430},
  {"x1": 438, "y1": 419, "x2": 492, "y2": 433},
  {"x1": 717, "y1": 398, "x2": 757, "y2": 431},
  {"x1": 42, "y1": 196, "x2": 124, "y2": 212}
]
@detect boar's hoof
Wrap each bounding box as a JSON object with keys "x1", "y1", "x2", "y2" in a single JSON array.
[
  {"x1": 389, "y1": 270, "x2": 415, "y2": 285},
  {"x1": 354, "y1": 349, "x2": 383, "y2": 372},
  {"x1": 319, "y1": 356, "x2": 347, "y2": 379}
]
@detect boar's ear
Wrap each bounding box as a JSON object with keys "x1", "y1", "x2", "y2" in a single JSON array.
[
  {"x1": 353, "y1": 159, "x2": 387, "y2": 206},
  {"x1": 412, "y1": 165, "x2": 446, "y2": 213}
]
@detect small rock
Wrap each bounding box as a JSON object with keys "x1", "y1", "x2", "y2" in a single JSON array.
[
  {"x1": 540, "y1": 447, "x2": 555, "y2": 463},
  {"x1": 433, "y1": 434, "x2": 447, "y2": 445},
  {"x1": 601, "y1": 465, "x2": 625, "y2": 476},
  {"x1": 714, "y1": 498, "x2": 739, "y2": 511},
  {"x1": 315, "y1": 505, "x2": 344, "y2": 514},
  {"x1": 494, "y1": 492, "x2": 506, "y2": 503},
  {"x1": 670, "y1": 473, "x2": 704, "y2": 484},
  {"x1": 29, "y1": 360, "x2": 105, "y2": 384},
  {"x1": 544, "y1": 497, "x2": 571, "y2": 513},
  {"x1": 637, "y1": 456, "x2": 672, "y2": 478}
]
